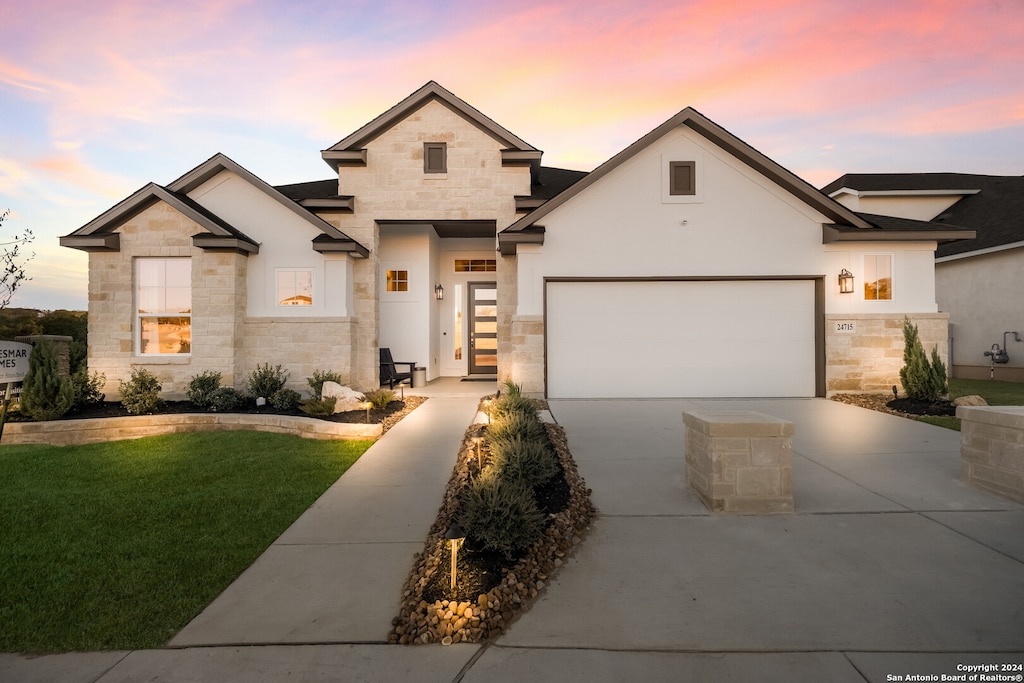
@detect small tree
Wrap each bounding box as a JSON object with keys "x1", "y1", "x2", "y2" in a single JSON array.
[
  {"x1": 899, "y1": 318, "x2": 948, "y2": 402},
  {"x1": 19, "y1": 340, "x2": 74, "y2": 421},
  {"x1": 0, "y1": 210, "x2": 34, "y2": 310}
]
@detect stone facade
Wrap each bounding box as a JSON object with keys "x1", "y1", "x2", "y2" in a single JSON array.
[
  {"x1": 825, "y1": 313, "x2": 949, "y2": 394},
  {"x1": 683, "y1": 409, "x2": 794, "y2": 514},
  {"x1": 958, "y1": 405, "x2": 1024, "y2": 504},
  {"x1": 510, "y1": 315, "x2": 545, "y2": 395}
]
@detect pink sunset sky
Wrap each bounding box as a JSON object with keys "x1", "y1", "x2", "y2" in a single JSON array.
[{"x1": 1, "y1": 0, "x2": 1022, "y2": 310}]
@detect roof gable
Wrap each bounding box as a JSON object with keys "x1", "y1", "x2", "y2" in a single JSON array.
[
  {"x1": 499, "y1": 107, "x2": 875, "y2": 254},
  {"x1": 321, "y1": 81, "x2": 539, "y2": 172}
]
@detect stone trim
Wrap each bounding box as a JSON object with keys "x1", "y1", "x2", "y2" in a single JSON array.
[
  {"x1": 958, "y1": 405, "x2": 1024, "y2": 504},
  {"x1": 2, "y1": 413, "x2": 381, "y2": 447}
]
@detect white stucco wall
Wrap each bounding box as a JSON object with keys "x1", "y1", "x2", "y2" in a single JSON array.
[
  {"x1": 188, "y1": 171, "x2": 354, "y2": 318},
  {"x1": 937, "y1": 247, "x2": 1024, "y2": 379}
]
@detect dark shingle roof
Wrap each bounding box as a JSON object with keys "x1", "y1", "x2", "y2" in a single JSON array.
[
  {"x1": 821, "y1": 173, "x2": 1024, "y2": 258},
  {"x1": 275, "y1": 179, "x2": 341, "y2": 201},
  {"x1": 531, "y1": 166, "x2": 588, "y2": 200}
]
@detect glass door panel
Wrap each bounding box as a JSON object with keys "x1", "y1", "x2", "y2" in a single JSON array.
[{"x1": 468, "y1": 282, "x2": 498, "y2": 374}]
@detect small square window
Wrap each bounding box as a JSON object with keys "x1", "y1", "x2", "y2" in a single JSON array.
[
  {"x1": 669, "y1": 161, "x2": 696, "y2": 196},
  {"x1": 386, "y1": 270, "x2": 409, "y2": 292},
  {"x1": 863, "y1": 254, "x2": 893, "y2": 301},
  {"x1": 424, "y1": 143, "x2": 447, "y2": 174},
  {"x1": 277, "y1": 269, "x2": 313, "y2": 306}
]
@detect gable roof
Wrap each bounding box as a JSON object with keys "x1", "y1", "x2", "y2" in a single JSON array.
[
  {"x1": 821, "y1": 173, "x2": 1024, "y2": 259},
  {"x1": 321, "y1": 81, "x2": 541, "y2": 172},
  {"x1": 61, "y1": 154, "x2": 370, "y2": 257},
  {"x1": 825, "y1": 212, "x2": 974, "y2": 244}
]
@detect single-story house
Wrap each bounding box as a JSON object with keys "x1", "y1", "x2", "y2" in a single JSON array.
[
  {"x1": 61, "y1": 81, "x2": 972, "y2": 399},
  {"x1": 823, "y1": 173, "x2": 1024, "y2": 382}
]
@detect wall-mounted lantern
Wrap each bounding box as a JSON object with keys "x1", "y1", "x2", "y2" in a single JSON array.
[
  {"x1": 434, "y1": 283, "x2": 445, "y2": 301},
  {"x1": 838, "y1": 268, "x2": 854, "y2": 294}
]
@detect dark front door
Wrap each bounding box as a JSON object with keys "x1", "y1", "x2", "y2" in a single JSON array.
[{"x1": 468, "y1": 282, "x2": 497, "y2": 375}]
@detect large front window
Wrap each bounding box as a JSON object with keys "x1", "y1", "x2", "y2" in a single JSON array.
[{"x1": 137, "y1": 258, "x2": 191, "y2": 355}]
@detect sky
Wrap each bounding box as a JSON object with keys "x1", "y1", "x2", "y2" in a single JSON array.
[{"x1": 1, "y1": 0, "x2": 1022, "y2": 311}]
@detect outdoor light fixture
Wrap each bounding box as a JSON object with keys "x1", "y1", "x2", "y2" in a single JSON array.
[
  {"x1": 472, "y1": 436, "x2": 483, "y2": 470},
  {"x1": 444, "y1": 523, "x2": 466, "y2": 590},
  {"x1": 838, "y1": 268, "x2": 854, "y2": 294},
  {"x1": 361, "y1": 400, "x2": 373, "y2": 423},
  {"x1": 481, "y1": 399, "x2": 492, "y2": 424},
  {"x1": 434, "y1": 283, "x2": 444, "y2": 301}
]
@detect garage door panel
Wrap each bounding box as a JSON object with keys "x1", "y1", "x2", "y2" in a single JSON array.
[{"x1": 546, "y1": 280, "x2": 816, "y2": 398}]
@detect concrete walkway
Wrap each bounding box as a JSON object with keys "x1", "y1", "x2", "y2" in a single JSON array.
[{"x1": 3, "y1": 394, "x2": 1023, "y2": 682}]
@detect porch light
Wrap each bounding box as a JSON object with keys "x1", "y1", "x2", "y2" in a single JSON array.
[
  {"x1": 838, "y1": 268, "x2": 854, "y2": 294},
  {"x1": 434, "y1": 283, "x2": 444, "y2": 301},
  {"x1": 444, "y1": 523, "x2": 466, "y2": 590}
]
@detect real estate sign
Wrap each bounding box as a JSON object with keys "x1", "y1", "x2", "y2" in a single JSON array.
[{"x1": 0, "y1": 341, "x2": 33, "y2": 383}]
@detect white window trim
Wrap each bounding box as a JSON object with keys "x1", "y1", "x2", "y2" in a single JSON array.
[
  {"x1": 862, "y1": 253, "x2": 894, "y2": 302},
  {"x1": 136, "y1": 257, "x2": 192, "y2": 357},
  {"x1": 275, "y1": 267, "x2": 315, "y2": 308}
]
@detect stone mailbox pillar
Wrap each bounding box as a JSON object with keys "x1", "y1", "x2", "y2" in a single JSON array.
[
  {"x1": 683, "y1": 409, "x2": 794, "y2": 514},
  {"x1": 15, "y1": 335, "x2": 74, "y2": 376}
]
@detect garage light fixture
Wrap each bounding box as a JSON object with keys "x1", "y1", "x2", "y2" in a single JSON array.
[{"x1": 838, "y1": 269, "x2": 854, "y2": 294}]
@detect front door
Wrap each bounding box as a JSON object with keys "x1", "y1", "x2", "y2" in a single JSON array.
[{"x1": 468, "y1": 282, "x2": 497, "y2": 375}]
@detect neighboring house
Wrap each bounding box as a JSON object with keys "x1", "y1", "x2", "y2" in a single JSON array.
[
  {"x1": 61, "y1": 82, "x2": 970, "y2": 399},
  {"x1": 823, "y1": 173, "x2": 1024, "y2": 382}
]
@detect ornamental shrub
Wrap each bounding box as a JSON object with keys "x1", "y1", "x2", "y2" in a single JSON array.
[
  {"x1": 458, "y1": 473, "x2": 546, "y2": 559},
  {"x1": 488, "y1": 434, "x2": 559, "y2": 489},
  {"x1": 70, "y1": 367, "x2": 106, "y2": 412},
  {"x1": 19, "y1": 340, "x2": 74, "y2": 421},
  {"x1": 119, "y1": 368, "x2": 162, "y2": 415},
  {"x1": 300, "y1": 395, "x2": 336, "y2": 417},
  {"x1": 270, "y1": 388, "x2": 302, "y2": 411},
  {"x1": 247, "y1": 363, "x2": 288, "y2": 399},
  {"x1": 899, "y1": 318, "x2": 948, "y2": 402},
  {"x1": 206, "y1": 387, "x2": 245, "y2": 412},
  {"x1": 489, "y1": 392, "x2": 538, "y2": 422},
  {"x1": 186, "y1": 371, "x2": 222, "y2": 409},
  {"x1": 360, "y1": 388, "x2": 395, "y2": 411},
  {"x1": 487, "y1": 410, "x2": 546, "y2": 444},
  {"x1": 307, "y1": 369, "x2": 344, "y2": 399}
]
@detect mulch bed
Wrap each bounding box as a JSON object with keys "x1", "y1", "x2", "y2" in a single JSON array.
[
  {"x1": 9, "y1": 396, "x2": 427, "y2": 435},
  {"x1": 829, "y1": 393, "x2": 956, "y2": 418}
]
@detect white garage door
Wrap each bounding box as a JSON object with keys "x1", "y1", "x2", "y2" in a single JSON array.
[{"x1": 546, "y1": 279, "x2": 817, "y2": 398}]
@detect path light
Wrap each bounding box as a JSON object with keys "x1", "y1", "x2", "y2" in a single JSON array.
[
  {"x1": 361, "y1": 400, "x2": 373, "y2": 423},
  {"x1": 444, "y1": 523, "x2": 465, "y2": 591},
  {"x1": 472, "y1": 436, "x2": 483, "y2": 470},
  {"x1": 481, "y1": 399, "x2": 492, "y2": 424}
]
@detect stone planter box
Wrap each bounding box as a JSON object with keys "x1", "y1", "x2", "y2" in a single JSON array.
[
  {"x1": 1, "y1": 413, "x2": 382, "y2": 447},
  {"x1": 958, "y1": 405, "x2": 1024, "y2": 504}
]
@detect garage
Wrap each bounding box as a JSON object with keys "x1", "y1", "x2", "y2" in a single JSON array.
[{"x1": 545, "y1": 279, "x2": 820, "y2": 398}]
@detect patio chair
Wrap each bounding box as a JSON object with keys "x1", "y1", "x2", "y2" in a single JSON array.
[{"x1": 379, "y1": 347, "x2": 415, "y2": 389}]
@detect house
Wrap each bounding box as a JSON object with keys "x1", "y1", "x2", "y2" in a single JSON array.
[
  {"x1": 61, "y1": 82, "x2": 971, "y2": 399},
  {"x1": 823, "y1": 173, "x2": 1024, "y2": 382}
]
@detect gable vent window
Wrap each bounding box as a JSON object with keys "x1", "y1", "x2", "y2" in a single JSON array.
[
  {"x1": 424, "y1": 142, "x2": 447, "y2": 174},
  {"x1": 669, "y1": 161, "x2": 696, "y2": 196}
]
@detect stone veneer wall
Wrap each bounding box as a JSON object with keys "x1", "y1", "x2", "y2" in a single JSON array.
[
  {"x1": 511, "y1": 315, "x2": 545, "y2": 396},
  {"x1": 958, "y1": 405, "x2": 1024, "y2": 504},
  {"x1": 825, "y1": 313, "x2": 949, "y2": 394},
  {"x1": 242, "y1": 317, "x2": 357, "y2": 391}
]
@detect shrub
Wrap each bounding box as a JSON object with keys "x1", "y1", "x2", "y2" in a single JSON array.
[
  {"x1": 486, "y1": 410, "x2": 546, "y2": 444},
  {"x1": 307, "y1": 369, "x2": 344, "y2": 399},
  {"x1": 458, "y1": 474, "x2": 546, "y2": 559},
  {"x1": 489, "y1": 392, "x2": 538, "y2": 421},
  {"x1": 19, "y1": 340, "x2": 74, "y2": 421},
  {"x1": 488, "y1": 434, "x2": 559, "y2": 489},
  {"x1": 300, "y1": 396, "x2": 337, "y2": 417},
  {"x1": 207, "y1": 387, "x2": 245, "y2": 412},
  {"x1": 360, "y1": 388, "x2": 395, "y2": 411},
  {"x1": 247, "y1": 363, "x2": 288, "y2": 398},
  {"x1": 119, "y1": 368, "x2": 162, "y2": 416},
  {"x1": 270, "y1": 388, "x2": 302, "y2": 411},
  {"x1": 186, "y1": 371, "x2": 222, "y2": 409},
  {"x1": 899, "y1": 318, "x2": 948, "y2": 402},
  {"x1": 501, "y1": 378, "x2": 523, "y2": 397},
  {"x1": 70, "y1": 367, "x2": 106, "y2": 412}
]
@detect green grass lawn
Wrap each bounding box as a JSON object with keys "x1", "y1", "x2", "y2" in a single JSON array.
[
  {"x1": 917, "y1": 378, "x2": 1024, "y2": 431},
  {"x1": 0, "y1": 431, "x2": 371, "y2": 653}
]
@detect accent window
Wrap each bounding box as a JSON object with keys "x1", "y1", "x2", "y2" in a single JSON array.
[
  {"x1": 863, "y1": 254, "x2": 893, "y2": 301},
  {"x1": 277, "y1": 269, "x2": 313, "y2": 306},
  {"x1": 424, "y1": 142, "x2": 447, "y2": 173},
  {"x1": 386, "y1": 269, "x2": 409, "y2": 292},
  {"x1": 454, "y1": 259, "x2": 496, "y2": 272},
  {"x1": 669, "y1": 161, "x2": 696, "y2": 196},
  {"x1": 137, "y1": 258, "x2": 191, "y2": 355}
]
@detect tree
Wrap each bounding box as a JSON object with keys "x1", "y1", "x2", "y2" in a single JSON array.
[
  {"x1": 19, "y1": 339, "x2": 74, "y2": 421},
  {"x1": 899, "y1": 318, "x2": 948, "y2": 402},
  {"x1": 0, "y1": 210, "x2": 34, "y2": 310}
]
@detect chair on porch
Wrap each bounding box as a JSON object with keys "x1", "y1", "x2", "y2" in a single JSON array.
[{"x1": 379, "y1": 347, "x2": 415, "y2": 389}]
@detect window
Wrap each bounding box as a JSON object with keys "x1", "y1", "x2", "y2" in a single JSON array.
[
  {"x1": 137, "y1": 258, "x2": 191, "y2": 355},
  {"x1": 454, "y1": 259, "x2": 496, "y2": 272},
  {"x1": 386, "y1": 269, "x2": 409, "y2": 292},
  {"x1": 424, "y1": 142, "x2": 447, "y2": 173},
  {"x1": 277, "y1": 269, "x2": 313, "y2": 306},
  {"x1": 669, "y1": 161, "x2": 696, "y2": 195},
  {"x1": 863, "y1": 254, "x2": 893, "y2": 301}
]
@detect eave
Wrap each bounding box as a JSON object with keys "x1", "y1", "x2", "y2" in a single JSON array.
[
  {"x1": 498, "y1": 226, "x2": 545, "y2": 256},
  {"x1": 822, "y1": 225, "x2": 976, "y2": 244},
  {"x1": 58, "y1": 233, "x2": 120, "y2": 252},
  {"x1": 191, "y1": 233, "x2": 260, "y2": 255},
  {"x1": 299, "y1": 197, "x2": 355, "y2": 212},
  {"x1": 312, "y1": 234, "x2": 370, "y2": 258}
]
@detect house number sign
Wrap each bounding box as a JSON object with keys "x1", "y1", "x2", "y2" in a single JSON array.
[{"x1": 834, "y1": 321, "x2": 857, "y2": 334}]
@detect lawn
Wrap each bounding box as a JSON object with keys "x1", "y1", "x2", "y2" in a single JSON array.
[
  {"x1": 0, "y1": 431, "x2": 371, "y2": 652},
  {"x1": 920, "y1": 378, "x2": 1024, "y2": 430}
]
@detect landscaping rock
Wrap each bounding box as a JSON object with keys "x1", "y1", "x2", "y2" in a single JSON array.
[
  {"x1": 953, "y1": 394, "x2": 988, "y2": 407},
  {"x1": 321, "y1": 381, "x2": 365, "y2": 413}
]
